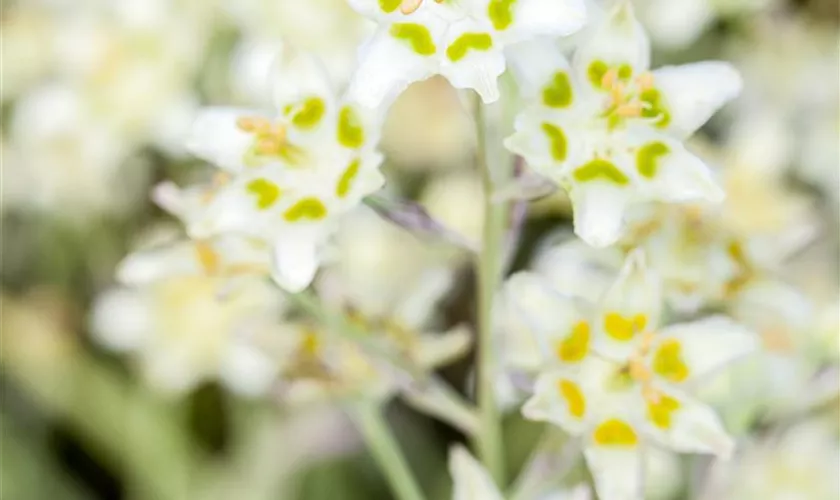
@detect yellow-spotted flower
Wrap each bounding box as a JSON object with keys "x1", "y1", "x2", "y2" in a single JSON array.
[
  {"x1": 345, "y1": 0, "x2": 586, "y2": 107},
  {"x1": 183, "y1": 48, "x2": 386, "y2": 292},
  {"x1": 505, "y1": 2, "x2": 741, "y2": 247},
  {"x1": 506, "y1": 251, "x2": 756, "y2": 500}
]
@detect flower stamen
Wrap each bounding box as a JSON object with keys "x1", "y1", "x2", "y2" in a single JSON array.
[{"x1": 400, "y1": 0, "x2": 444, "y2": 15}]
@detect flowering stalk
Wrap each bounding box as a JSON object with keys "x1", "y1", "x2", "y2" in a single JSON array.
[
  {"x1": 473, "y1": 97, "x2": 511, "y2": 485},
  {"x1": 350, "y1": 403, "x2": 426, "y2": 500}
]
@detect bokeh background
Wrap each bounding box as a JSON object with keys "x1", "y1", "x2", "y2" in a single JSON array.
[{"x1": 1, "y1": 0, "x2": 838, "y2": 499}]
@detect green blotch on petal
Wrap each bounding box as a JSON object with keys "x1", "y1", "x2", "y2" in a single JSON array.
[
  {"x1": 587, "y1": 60, "x2": 609, "y2": 89},
  {"x1": 640, "y1": 88, "x2": 671, "y2": 128},
  {"x1": 291, "y1": 97, "x2": 326, "y2": 130},
  {"x1": 618, "y1": 63, "x2": 633, "y2": 81},
  {"x1": 573, "y1": 159, "x2": 629, "y2": 185},
  {"x1": 283, "y1": 197, "x2": 327, "y2": 222},
  {"x1": 445, "y1": 33, "x2": 493, "y2": 62},
  {"x1": 636, "y1": 141, "x2": 670, "y2": 178},
  {"x1": 337, "y1": 159, "x2": 361, "y2": 198},
  {"x1": 542, "y1": 71, "x2": 573, "y2": 108},
  {"x1": 337, "y1": 106, "x2": 364, "y2": 149},
  {"x1": 379, "y1": 0, "x2": 402, "y2": 12},
  {"x1": 246, "y1": 178, "x2": 281, "y2": 209},
  {"x1": 390, "y1": 23, "x2": 437, "y2": 56},
  {"x1": 541, "y1": 123, "x2": 567, "y2": 161},
  {"x1": 488, "y1": 0, "x2": 516, "y2": 31}
]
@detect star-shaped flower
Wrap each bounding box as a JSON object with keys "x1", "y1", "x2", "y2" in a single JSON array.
[
  {"x1": 346, "y1": 0, "x2": 586, "y2": 107},
  {"x1": 178, "y1": 48, "x2": 386, "y2": 292},
  {"x1": 504, "y1": 250, "x2": 756, "y2": 500},
  {"x1": 504, "y1": 2, "x2": 741, "y2": 247}
]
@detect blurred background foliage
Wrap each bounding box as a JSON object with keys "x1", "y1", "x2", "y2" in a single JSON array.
[{"x1": 1, "y1": 0, "x2": 838, "y2": 499}]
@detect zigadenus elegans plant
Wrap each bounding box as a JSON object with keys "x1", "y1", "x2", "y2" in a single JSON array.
[{"x1": 107, "y1": 2, "x2": 770, "y2": 500}]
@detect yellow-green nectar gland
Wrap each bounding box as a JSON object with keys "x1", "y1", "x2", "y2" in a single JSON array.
[
  {"x1": 395, "y1": 0, "x2": 444, "y2": 15},
  {"x1": 446, "y1": 33, "x2": 493, "y2": 62},
  {"x1": 488, "y1": 0, "x2": 516, "y2": 30},
  {"x1": 390, "y1": 23, "x2": 437, "y2": 56},
  {"x1": 237, "y1": 116, "x2": 303, "y2": 165},
  {"x1": 589, "y1": 63, "x2": 665, "y2": 129},
  {"x1": 611, "y1": 328, "x2": 683, "y2": 428}
]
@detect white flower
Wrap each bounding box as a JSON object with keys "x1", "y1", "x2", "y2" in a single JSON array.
[
  {"x1": 507, "y1": 251, "x2": 756, "y2": 500},
  {"x1": 702, "y1": 419, "x2": 840, "y2": 500},
  {"x1": 183, "y1": 47, "x2": 386, "y2": 292},
  {"x1": 4, "y1": 83, "x2": 147, "y2": 217},
  {"x1": 448, "y1": 445, "x2": 590, "y2": 500},
  {"x1": 505, "y1": 2, "x2": 741, "y2": 247},
  {"x1": 90, "y1": 275, "x2": 288, "y2": 396},
  {"x1": 346, "y1": 0, "x2": 586, "y2": 107}
]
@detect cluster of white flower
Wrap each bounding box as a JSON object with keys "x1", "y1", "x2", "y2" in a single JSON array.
[{"x1": 26, "y1": 0, "x2": 826, "y2": 499}]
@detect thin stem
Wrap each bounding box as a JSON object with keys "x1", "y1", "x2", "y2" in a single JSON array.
[
  {"x1": 351, "y1": 403, "x2": 426, "y2": 500},
  {"x1": 472, "y1": 96, "x2": 510, "y2": 485}
]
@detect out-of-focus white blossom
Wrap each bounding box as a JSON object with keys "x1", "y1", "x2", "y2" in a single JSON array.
[
  {"x1": 505, "y1": 3, "x2": 739, "y2": 247},
  {"x1": 507, "y1": 251, "x2": 756, "y2": 500},
  {"x1": 224, "y1": 0, "x2": 373, "y2": 99},
  {"x1": 702, "y1": 419, "x2": 840, "y2": 500},
  {"x1": 4, "y1": 84, "x2": 147, "y2": 217},
  {"x1": 90, "y1": 275, "x2": 286, "y2": 396},
  {"x1": 346, "y1": 0, "x2": 586, "y2": 107}
]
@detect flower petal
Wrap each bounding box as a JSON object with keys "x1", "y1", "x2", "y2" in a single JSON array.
[
  {"x1": 641, "y1": 385, "x2": 735, "y2": 459},
  {"x1": 271, "y1": 237, "x2": 320, "y2": 292},
  {"x1": 593, "y1": 250, "x2": 662, "y2": 361},
  {"x1": 347, "y1": 16, "x2": 447, "y2": 108},
  {"x1": 627, "y1": 130, "x2": 724, "y2": 204},
  {"x1": 504, "y1": 38, "x2": 572, "y2": 100},
  {"x1": 584, "y1": 428, "x2": 643, "y2": 500},
  {"x1": 522, "y1": 369, "x2": 590, "y2": 434},
  {"x1": 568, "y1": 183, "x2": 634, "y2": 249},
  {"x1": 270, "y1": 46, "x2": 336, "y2": 131},
  {"x1": 504, "y1": 272, "x2": 591, "y2": 365},
  {"x1": 90, "y1": 288, "x2": 151, "y2": 352},
  {"x1": 649, "y1": 316, "x2": 758, "y2": 385},
  {"x1": 186, "y1": 107, "x2": 265, "y2": 173},
  {"x1": 116, "y1": 241, "x2": 204, "y2": 286},
  {"x1": 449, "y1": 445, "x2": 504, "y2": 500},
  {"x1": 489, "y1": 0, "x2": 587, "y2": 44},
  {"x1": 415, "y1": 324, "x2": 472, "y2": 368},
  {"x1": 651, "y1": 61, "x2": 742, "y2": 139},
  {"x1": 572, "y1": 2, "x2": 650, "y2": 94},
  {"x1": 219, "y1": 341, "x2": 279, "y2": 397},
  {"x1": 440, "y1": 18, "x2": 505, "y2": 103}
]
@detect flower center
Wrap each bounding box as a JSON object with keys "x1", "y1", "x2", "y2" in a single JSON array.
[
  {"x1": 236, "y1": 116, "x2": 306, "y2": 166},
  {"x1": 399, "y1": 0, "x2": 444, "y2": 15},
  {"x1": 609, "y1": 329, "x2": 664, "y2": 404},
  {"x1": 237, "y1": 116, "x2": 288, "y2": 155},
  {"x1": 599, "y1": 68, "x2": 657, "y2": 129}
]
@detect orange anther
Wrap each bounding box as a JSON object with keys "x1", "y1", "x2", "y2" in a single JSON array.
[
  {"x1": 616, "y1": 102, "x2": 643, "y2": 117},
  {"x1": 636, "y1": 72, "x2": 654, "y2": 91},
  {"x1": 601, "y1": 68, "x2": 619, "y2": 90},
  {"x1": 400, "y1": 0, "x2": 423, "y2": 14}
]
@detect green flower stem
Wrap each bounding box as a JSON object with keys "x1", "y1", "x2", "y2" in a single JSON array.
[
  {"x1": 350, "y1": 403, "x2": 426, "y2": 500},
  {"x1": 473, "y1": 97, "x2": 511, "y2": 485}
]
